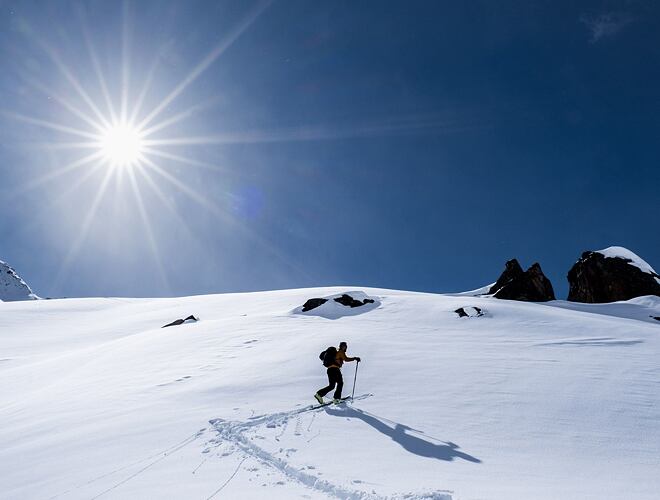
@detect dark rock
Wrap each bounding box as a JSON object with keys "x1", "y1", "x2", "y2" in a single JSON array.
[
  {"x1": 651, "y1": 316, "x2": 660, "y2": 322},
  {"x1": 301, "y1": 294, "x2": 375, "y2": 312},
  {"x1": 162, "y1": 315, "x2": 199, "y2": 328},
  {"x1": 489, "y1": 259, "x2": 555, "y2": 302},
  {"x1": 334, "y1": 294, "x2": 375, "y2": 308},
  {"x1": 455, "y1": 306, "x2": 484, "y2": 318},
  {"x1": 455, "y1": 307, "x2": 469, "y2": 318},
  {"x1": 568, "y1": 251, "x2": 660, "y2": 303},
  {"x1": 489, "y1": 259, "x2": 524, "y2": 295},
  {"x1": 302, "y1": 298, "x2": 328, "y2": 312}
]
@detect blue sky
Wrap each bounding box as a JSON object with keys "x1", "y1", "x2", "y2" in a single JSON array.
[{"x1": 0, "y1": 1, "x2": 658, "y2": 299}]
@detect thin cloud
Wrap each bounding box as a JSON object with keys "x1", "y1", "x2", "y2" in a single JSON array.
[{"x1": 581, "y1": 12, "x2": 632, "y2": 43}]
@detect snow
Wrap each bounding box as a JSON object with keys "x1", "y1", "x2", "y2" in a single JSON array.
[
  {"x1": 596, "y1": 246, "x2": 660, "y2": 283},
  {"x1": 1, "y1": 287, "x2": 659, "y2": 500},
  {"x1": 451, "y1": 283, "x2": 494, "y2": 296},
  {"x1": 544, "y1": 295, "x2": 660, "y2": 324},
  {"x1": 0, "y1": 260, "x2": 39, "y2": 301}
]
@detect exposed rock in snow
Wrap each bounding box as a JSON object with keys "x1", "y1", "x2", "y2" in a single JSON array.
[
  {"x1": 333, "y1": 293, "x2": 375, "y2": 308},
  {"x1": 162, "y1": 315, "x2": 199, "y2": 328},
  {"x1": 295, "y1": 291, "x2": 380, "y2": 319},
  {"x1": 454, "y1": 306, "x2": 484, "y2": 318},
  {"x1": 0, "y1": 260, "x2": 38, "y2": 302},
  {"x1": 301, "y1": 292, "x2": 375, "y2": 312},
  {"x1": 301, "y1": 298, "x2": 328, "y2": 312},
  {"x1": 567, "y1": 247, "x2": 660, "y2": 303},
  {"x1": 488, "y1": 259, "x2": 555, "y2": 302}
]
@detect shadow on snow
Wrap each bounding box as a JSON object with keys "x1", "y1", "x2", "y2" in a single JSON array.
[{"x1": 324, "y1": 405, "x2": 481, "y2": 464}]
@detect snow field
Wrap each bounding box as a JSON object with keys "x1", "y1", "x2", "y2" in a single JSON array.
[{"x1": 1, "y1": 287, "x2": 659, "y2": 499}]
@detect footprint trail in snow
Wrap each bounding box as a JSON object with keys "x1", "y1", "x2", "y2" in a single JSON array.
[{"x1": 206, "y1": 395, "x2": 452, "y2": 500}]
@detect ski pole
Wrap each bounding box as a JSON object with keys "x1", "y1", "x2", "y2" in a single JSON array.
[{"x1": 351, "y1": 360, "x2": 360, "y2": 400}]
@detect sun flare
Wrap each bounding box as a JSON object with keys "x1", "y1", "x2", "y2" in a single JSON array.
[
  {"x1": 99, "y1": 123, "x2": 144, "y2": 167},
  {"x1": 6, "y1": 1, "x2": 274, "y2": 290}
]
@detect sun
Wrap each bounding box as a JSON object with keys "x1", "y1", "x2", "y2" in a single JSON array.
[{"x1": 99, "y1": 123, "x2": 144, "y2": 167}]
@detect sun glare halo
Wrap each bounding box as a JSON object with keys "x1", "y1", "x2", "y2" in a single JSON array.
[{"x1": 99, "y1": 123, "x2": 144, "y2": 167}]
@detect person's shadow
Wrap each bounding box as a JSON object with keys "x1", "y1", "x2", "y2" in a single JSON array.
[{"x1": 324, "y1": 406, "x2": 481, "y2": 463}]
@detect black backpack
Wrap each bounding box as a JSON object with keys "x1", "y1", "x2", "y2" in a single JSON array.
[{"x1": 319, "y1": 346, "x2": 338, "y2": 367}]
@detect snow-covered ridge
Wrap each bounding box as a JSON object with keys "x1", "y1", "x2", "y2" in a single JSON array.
[
  {"x1": 0, "y1": 260, "x2": 38, "y2": 302},
  {"x1": 596, "y1": 246, "x2": 659, "y2": 282},
  {"x1": 451, "y1": 282, "x2": 494, "y2": 296}
]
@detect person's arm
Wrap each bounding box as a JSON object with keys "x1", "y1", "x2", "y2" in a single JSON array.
[{"x1": 345, "y1": 354, "x2": 361, "y2": 362}]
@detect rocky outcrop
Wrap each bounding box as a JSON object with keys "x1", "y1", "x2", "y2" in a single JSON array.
[
  {"x1": 455, "y1": 306, "x2": 484, "y2": 318},
  {"x1": 334, "y1": 294, "x2": 375, "y2": 308},
  {"x1": 301, "y1": 294, "x2": 376, "y2": 312},
  {"x1": 488, "y1": 259, "x2": 555, "y2": 302},
  {"x1": 489, "y1": 259, "x2": 524, "y2": 295},
  {"x1": 162, "y1": 315, "x2": 199, "y2": 328},
  {"x1": 302, "y1": 298, "x2": 328, "y2": 312},
  {"x1": 567, "y1": 250, "x2": 660, "y2": 303},
  {"x1": 1, "y1": 260, "x2": 38, "y2": 302}
]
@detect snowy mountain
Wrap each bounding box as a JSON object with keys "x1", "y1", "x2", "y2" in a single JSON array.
[
  {"x1": 0, "y1": 260, "x2": 38, "y2": 301},
  {"x1": 1, "y1": 287, "x2": 659, "y2": 500}
]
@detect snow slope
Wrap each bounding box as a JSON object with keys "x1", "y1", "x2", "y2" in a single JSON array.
[
  {"x1": 0, "y1": 260, "x2": 38, "y2": 301},
  {"x1": 1, "y1": 287, "x2": 659, "y2": 500}
]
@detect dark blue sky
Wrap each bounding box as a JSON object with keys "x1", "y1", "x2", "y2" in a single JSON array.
[{"x1": 0, "y1": 1, "x2": 658, "y2": 299}]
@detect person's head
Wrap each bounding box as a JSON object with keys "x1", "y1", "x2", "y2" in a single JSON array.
[{"x1": 339, "y1": 341, "x2": 347, "y2": 351}]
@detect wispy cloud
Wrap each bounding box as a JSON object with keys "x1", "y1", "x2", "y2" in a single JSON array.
[{"x1": 581, "y1": 12, "x2": 632, "y2": 43}]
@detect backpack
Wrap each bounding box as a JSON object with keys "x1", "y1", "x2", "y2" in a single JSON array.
[{"x1": 319, "y1": 346, "x2": 338, "y2": 367}]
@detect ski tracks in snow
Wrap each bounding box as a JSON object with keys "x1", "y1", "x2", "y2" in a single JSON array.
[
  {"x1": 49, "y1": 396, "x2": 450, "y2": 499},
  {"x1": 206, "y1": 395, "x2": 453, "y2": 500},
  {"x1": 47, "y1": 429, "x2": 205, "y2": 500}
]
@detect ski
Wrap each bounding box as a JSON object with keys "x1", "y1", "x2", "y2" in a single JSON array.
[
  {"x1": 313, "y1": 396, "x2": 352, "y2": 408},
  {"x1": 309, "y1": 393, "x2": 372, "y2": 410}
]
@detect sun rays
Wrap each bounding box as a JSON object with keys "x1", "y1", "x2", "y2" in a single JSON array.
[
  {"x1": 3, "y1": 0, "x2": 462, "y2": 296},
  {"x1": 3, "y1": 1, "x2": 274, "y2": 292}
]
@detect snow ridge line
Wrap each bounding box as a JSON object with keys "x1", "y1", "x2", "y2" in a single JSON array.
[{"x1": 208, "y1": 396, "x2": 452, "y2": 500}]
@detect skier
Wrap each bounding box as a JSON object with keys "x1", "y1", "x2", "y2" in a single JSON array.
[{"x1": 315, "y1": 341, "x2": 361, "y2": 404}]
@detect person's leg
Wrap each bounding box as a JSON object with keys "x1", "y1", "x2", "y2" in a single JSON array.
[
  {"x1": 317, "y1": 368, "x2": 336, "y2": 397},
  {"x1": 333, "y1": 369, "x2": 344, "y2": 399}
]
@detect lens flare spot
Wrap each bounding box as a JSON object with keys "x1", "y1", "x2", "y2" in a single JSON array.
[{"x1": 100, "y1": 123, "x2": 144, "y2": 166}]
